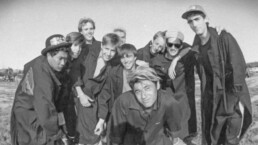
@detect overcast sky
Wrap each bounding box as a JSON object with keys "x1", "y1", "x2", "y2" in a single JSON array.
[{"x1": 1, "y1": 0, "x2": 258, "y2": 69}]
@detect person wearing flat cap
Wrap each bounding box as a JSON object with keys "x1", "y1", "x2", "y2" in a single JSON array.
[
  {"x1": 181, "y1": 5, "x2": 252, "y2": 145},
  {"x1": 150, "y1": 30, "x2": 197, "y2": 145},
  {"x1": 10, "y1": 34, "x2": 71, "y2": 145}
]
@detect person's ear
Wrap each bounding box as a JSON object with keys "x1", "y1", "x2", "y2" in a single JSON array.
[
  {"x1": 204, "y1": 17, "x2": 209, "y2": 24},
  {"x1": 46, "y1": 52, "x2": 51, "y2": 58},
  {"x1": 156, "y1": 81, "x2": 160, "y2": 90}
]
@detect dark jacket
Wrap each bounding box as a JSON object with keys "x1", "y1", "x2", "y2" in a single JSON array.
[
  {"x1": 137, "y1": 41, "x2": 156, "y2": 63},
  {"x1": 110, "y1": 90, "x2": 182, "y2": 145},
  {"x1": 76, "y1": 40, "x2": 112, "y2": 144},
  {"x1": 192, "y1": 27, "x2": 252, "y2": 144},
  {"x1": 101, "y1": 64, "x2": 124, "y2": 112},
  {"x1": 150, "y1": 43, "x2": 196, "y2": 139},
  {"x1": 10, "y1": 55, "x2": 64, "y2": 145}
]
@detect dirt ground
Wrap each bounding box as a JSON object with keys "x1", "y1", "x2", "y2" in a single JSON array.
[{"x1": 0, "y1": 76, "x2": 258, "y2": 145}]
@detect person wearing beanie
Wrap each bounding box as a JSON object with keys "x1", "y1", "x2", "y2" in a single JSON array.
[
  {"x1": 10, "y1": 34, "x2": 71, "y2": 145},
  {"x1": 182, "y1": 5, "x2": 252, "y2": 145}
]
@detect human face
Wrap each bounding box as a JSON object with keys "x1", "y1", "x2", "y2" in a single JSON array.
[
  {"x1": 166, "y1": 38, "x2": 182, "y2": 57},
  {"x1": 134, "y1": 80, "x2": 158, "y2": 108},
  {"x1": 150, "y1": 37, "x2": 165, "y2": 55},
  {"x1": 101, "y1": 44, "x2": 117, "y2": 62},
  {"x1": 187, "y1": 14, "x2": 207, "y2": 36},
  {"x1": 81, "y1": 22, "x2": 95, "y2": 41},
  {"x1": 70, "y1": 43, "x2": 82, "y2": 59},
  {"x1": 114, "y1": 31, "x2": 126, "y2": 45},
  {"x1": 121, "y1": 52, "x2": 136, "y2": 70},
  {"x1": 47, "y1": 51, "x2": 68, "y2": 72}
]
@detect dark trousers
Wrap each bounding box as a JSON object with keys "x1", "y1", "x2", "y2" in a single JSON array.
[{"x1": 201, "y1": 88, "x2": 243, "y2": 145}]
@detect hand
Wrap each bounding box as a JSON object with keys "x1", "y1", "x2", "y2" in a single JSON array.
[
  {"x1": 136, "y1": 60, "x2": 149, "y2": 67},
  {"x1": 94, "y1": 119, "x2": 105, "y2": 136},
  {"x1": 173, "y1": 137, "x2": 186, "y2": 145},
  {"x1": 78, "y1": 93, "x2": 94, "y2": 107},
  {"x1": 215, "y1": 25, "x2": 227, "y2": 35},
  {"x1": 168, "y1": 57, "x2": 180, "y2": 80}
]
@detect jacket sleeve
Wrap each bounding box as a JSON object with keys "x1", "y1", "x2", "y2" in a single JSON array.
[
  {"x1": 172, "y1": 62, "x2": 186, "y2": 93},
  {"x1": 110, "y1": 98, "x2": 127, "y2": 144},
  {"x1": 71, "y1": 62, "x2": 83, "y2": 88},
  {"x1": 150, "y1": 56, "x2": 167, "y2": 78},
  {"x1": 165, "y1": 97, "x2": 182, "y2": 133},
  {"x1": 32, "y1": 66, "x2": 60, "y2": 137},
  {"x1": 221, "y1": 31, "x2": 247, "y2": 92},
  {"x1": 98, "y1": 69, "x2": 113, "y2": 120},
  {"x1": 137, "y1": 48, "x2": 144, "y2": 61}
]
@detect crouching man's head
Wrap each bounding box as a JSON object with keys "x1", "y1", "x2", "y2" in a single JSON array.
[
  {"x1": 128, "y1": 66, "x2": 161, "y2": 108},
  {"x1": 41, "y1": 34, "x2": 71, "y2": 72}
]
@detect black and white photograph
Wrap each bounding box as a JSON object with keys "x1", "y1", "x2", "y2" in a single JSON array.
[{"x1": 0, "y1": 0, "x2": 258, "y2": 145}]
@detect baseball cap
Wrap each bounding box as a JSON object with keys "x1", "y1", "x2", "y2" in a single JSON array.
[{"x1": 182, "y1": 5, "x2": 206, "y2": 19}]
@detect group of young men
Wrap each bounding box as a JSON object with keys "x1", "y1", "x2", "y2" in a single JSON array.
[{"x1": 10, "y1": 5, "x2": 252, "y2": 145}]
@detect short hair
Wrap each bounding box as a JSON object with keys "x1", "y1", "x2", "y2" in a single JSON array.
[
  {"x1": 113, "y1": 28, "x2": 126, "y2": 37},
  {"x1": 128, "y1": 66, "x2": 161, "y2": 88},
  {"x1": 153, "y1": 31, "x2": 166, "y2": 41},
  {"x1": 48, "y1": 47, "x2": 69, "y2": 57},
  {"x1": 66, "y1": 32, "x2": 85, "y2": 46},
  {"x1": 102, "y1": 33, "x2": 120, "y2": 47},
  {"x1": 118, "y1": 43, "x2": 137, "y2": 58},
  {"x1": 78, "y1": 17, "x2": 96, "y2": 32}
]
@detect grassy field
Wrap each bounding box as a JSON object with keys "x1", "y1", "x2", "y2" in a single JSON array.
[{"x1": 0, "y1": 76, "x2": 258, "y2": 145}]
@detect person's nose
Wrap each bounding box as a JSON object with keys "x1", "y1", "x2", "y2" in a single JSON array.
[
  {"x1": 192, "y1": 20, "x2": 198, "y2": 27},
  {"x1": 60, "y1": 59, "x2": 66, "y2": 66},
  {"x1": 141, "y1": 91, "x2": 147, "y2": 99}
]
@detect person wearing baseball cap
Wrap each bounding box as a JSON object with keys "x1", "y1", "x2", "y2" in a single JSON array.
[
  {"x1": 182, "y1": 5, "x2": 252, "y2": 145},
  {"x1": 10, "y1": 34, "x2": 71, "y2": 145},
  {"x1": 150, "y1": 30, "x2": 197, "y2": 145}
]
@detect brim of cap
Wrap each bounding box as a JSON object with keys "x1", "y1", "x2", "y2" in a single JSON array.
[
  {"x1": 41, "y1": 42, "x2": 72, "y2": 55},
  {"x1": 182, "y1": 10, "x2": 205, "y2": 19}
]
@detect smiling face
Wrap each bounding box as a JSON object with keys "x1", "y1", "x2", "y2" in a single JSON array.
[
  {"x1": 133, "y1": 79, "x2": 158, "y2": 108},
  {"x1": 101, "y1": 44, "x2": 117, "y2": 62},
  {"x1": 81, "y1": 22, "x2": 95, "y2": 41},
  {"x1": 70, "y1": 43, "x2": 82, "y2": 59},
  {"x1": 166, "y1": 38, "x2": 182, "y2": 57},
  {"x1": 150, "y1": 37, "x2": 165, "y2": 55},
  {"x1": 121, "y1": 52, "x2": 137, "y2": 70},
  {"x1": 187, "y1": 14, "x2": 208, "y2": 36}
]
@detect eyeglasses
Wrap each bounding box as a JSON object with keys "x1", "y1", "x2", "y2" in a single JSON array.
[{"x1": 166, "y1": 43, "x2": 182, "y2": 48}]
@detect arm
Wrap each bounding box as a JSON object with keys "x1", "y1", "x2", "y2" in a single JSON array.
[
  {"x1": 75, "y1": 86, "x2": 94, "y2": 107},
  {"x1": 168, "y1": 46, "x2": 191, "y2": 80},
  {"x1": 137, "y1": 48, "x2": 144, "y2": 61},
  {"x1": 110, "y1": 98, "x2": 127, "y2": 145},
  {"x1": 221, "y1": 31, "x2": 247, "y2": 92},
  {"x1": 149, "y1": 56, "x2": 167, "y2": 78},
  {"x1": 165, "y1": 97, "x2": 183, "y2": 136},
  {"x1": 32, "y1": 67, "x2": 61, "y2": 137},
  {"x1": 95, "y1": 71, "x2": 113, "y2": 135}
]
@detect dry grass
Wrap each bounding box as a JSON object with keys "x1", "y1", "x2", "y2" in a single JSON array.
[{"x1": 0, "y1": 76, "x2": 258, "y2": 145}]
